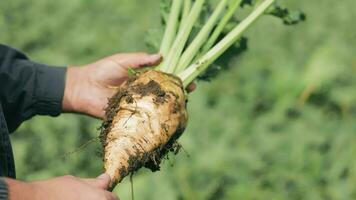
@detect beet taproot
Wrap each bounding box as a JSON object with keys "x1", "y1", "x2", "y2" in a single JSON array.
[{"x1": 100, "y1": 70, "x2": 188, "y2": 187}]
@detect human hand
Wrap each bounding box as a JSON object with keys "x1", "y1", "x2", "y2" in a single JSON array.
[
  {"x1": 6, "y1": 174, "x2": 119, "y2": 200},
  {"x1": 63, "y1": 52, "x2": 195, "y2": 119}
]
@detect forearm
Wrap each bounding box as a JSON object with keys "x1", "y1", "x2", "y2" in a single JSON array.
[{"x1": 62, "y1": 67, "x2": 87, "y2": 114}]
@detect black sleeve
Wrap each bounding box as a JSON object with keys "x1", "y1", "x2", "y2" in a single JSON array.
[
  {"x1": 0, "y1": 178, "x2": 7, "y2": 200},
  {"x1": 0, "y1": 44, "x2": 66, "y2": 132}
]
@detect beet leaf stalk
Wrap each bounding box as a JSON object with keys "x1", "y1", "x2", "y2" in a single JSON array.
[
  {"x1": 156, "y1": 0, "x2": 277, "y2": 86},
  {"x1": 174, "y1": 0, "x2": 229, "y2": 73},
  {"x1": 160, "y1": 0, "x2": 206, "y2": 73},
  {"x1": 177, "y1": 0, "x2": 276, "y2": 87},
  {"x1": 159, "y1": 0, "x2": 182, "y2": 57}
]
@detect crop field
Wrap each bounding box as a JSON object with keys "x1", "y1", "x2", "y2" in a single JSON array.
[{"x1": 1, "y1": 0, "x2": 355, "y2": 199}]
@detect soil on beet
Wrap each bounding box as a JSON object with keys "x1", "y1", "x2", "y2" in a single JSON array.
[{"x1": 100, "y1": 71, "x2": 186, "y2": 181}]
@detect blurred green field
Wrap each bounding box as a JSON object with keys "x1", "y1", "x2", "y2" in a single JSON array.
[{"x1": 1, "y1": 0, "x2": 356, "y2": 199}]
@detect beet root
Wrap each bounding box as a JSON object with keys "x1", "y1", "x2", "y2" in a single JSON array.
[{"x1": 100, "y1": 70, "x2": 188, "y2": 188}]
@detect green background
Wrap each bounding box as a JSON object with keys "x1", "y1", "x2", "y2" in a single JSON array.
[{"x1": 1, "y1": 0, "x2": 356, "y2": 199}]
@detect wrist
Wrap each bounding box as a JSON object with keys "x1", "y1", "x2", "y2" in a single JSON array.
[
  {"x1": 5, "y1": 178, "x2": 37, "y2": 200},
  {"x1": 62, "y1": 66, "x2": 86, "y2": 113}
]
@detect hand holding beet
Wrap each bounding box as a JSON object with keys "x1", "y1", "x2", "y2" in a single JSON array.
[
  {"x1": 62, "y1": 53, "x2": 162, "y2": 118},
  {"x1": 63, "y1": 0, "x2": 304, "y2": 190}
]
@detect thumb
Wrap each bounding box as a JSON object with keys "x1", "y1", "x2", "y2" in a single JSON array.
[
  {"x1": 83, "y1": 173, "x2": 111, "y2": 190},
  {"x1": 115, "y1": 53, "x2": 162, "y2": 69}
]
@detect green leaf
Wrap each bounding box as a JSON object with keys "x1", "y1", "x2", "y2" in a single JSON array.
[
  {"x1": 160, "y1": 0, "x2": 172, "y2": 24},
  {"x1": 240, "y1": 0, "x2": 254, "y2": 7},
  {"x1": 267, "y1": 3, "x2": 306, "y2": 25},
  {"x1": 198, "y1": 37, "x2": 248, "y2": 81},
  {"x1": 128, "y1": 67, "x2": 138, "y2": 77},
  {"x1": 145, "y1": 28, "x2": 163, "y2": 52}
]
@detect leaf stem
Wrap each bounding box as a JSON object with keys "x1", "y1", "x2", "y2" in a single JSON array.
[
  {"x1": 174, "y1": 0, "x2": 229, "y2": 73},
  {"x1": 181, "y1": 0, "x2": 192, "y2": 24},
  {"x1": 179, "y1": 0, "x2": 276, "y2": 87},
  {"x1": 201, "y1": 0, "x2": 242, "y2": 54},
  {"x1": 159, "y1": 0, "x2": 183, "y2": 57},
  {"x1": 159, "y1": 0, "x2": 206, "y2": 73}
]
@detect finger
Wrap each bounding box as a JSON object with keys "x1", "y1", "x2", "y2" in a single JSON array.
[
  {"x1": 112, "y1": 52, "x2": 149, "y2": 60},
  {"x1": 186, "y1": 83, "x2": 196, "y2": 93},
  {"x1": 104, "y1": 191, "x2": 120, "y2": 200},
  {"x1": 83, "y1": 173, "x2": 111, "y2": 190},
  {"x1": 113, "y1": 53, "x2": 162, "y2": 69}
]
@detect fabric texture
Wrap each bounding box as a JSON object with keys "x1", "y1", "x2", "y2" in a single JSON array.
[
  {"x1": 0, "y1": 178, "x2": 8, "y2": 200},
  {"x1": 0, "y1": 44, "x2": 66, "y2": 178}
]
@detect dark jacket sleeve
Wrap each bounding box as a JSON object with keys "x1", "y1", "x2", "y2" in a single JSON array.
[
  {"x1": 0, "y1": 178, "x2": 7, "y2": 200},
  {"x1": 0, "y1": 44, "x2": 66, "y2": 132}
]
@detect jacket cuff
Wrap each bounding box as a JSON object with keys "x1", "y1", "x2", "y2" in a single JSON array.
[
  {"x1": 34, "y1": 63, "x2": 67, "y2": 116},
  {"x1": 0, "y1": 178, "x2": 8, "y2": 200}
]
